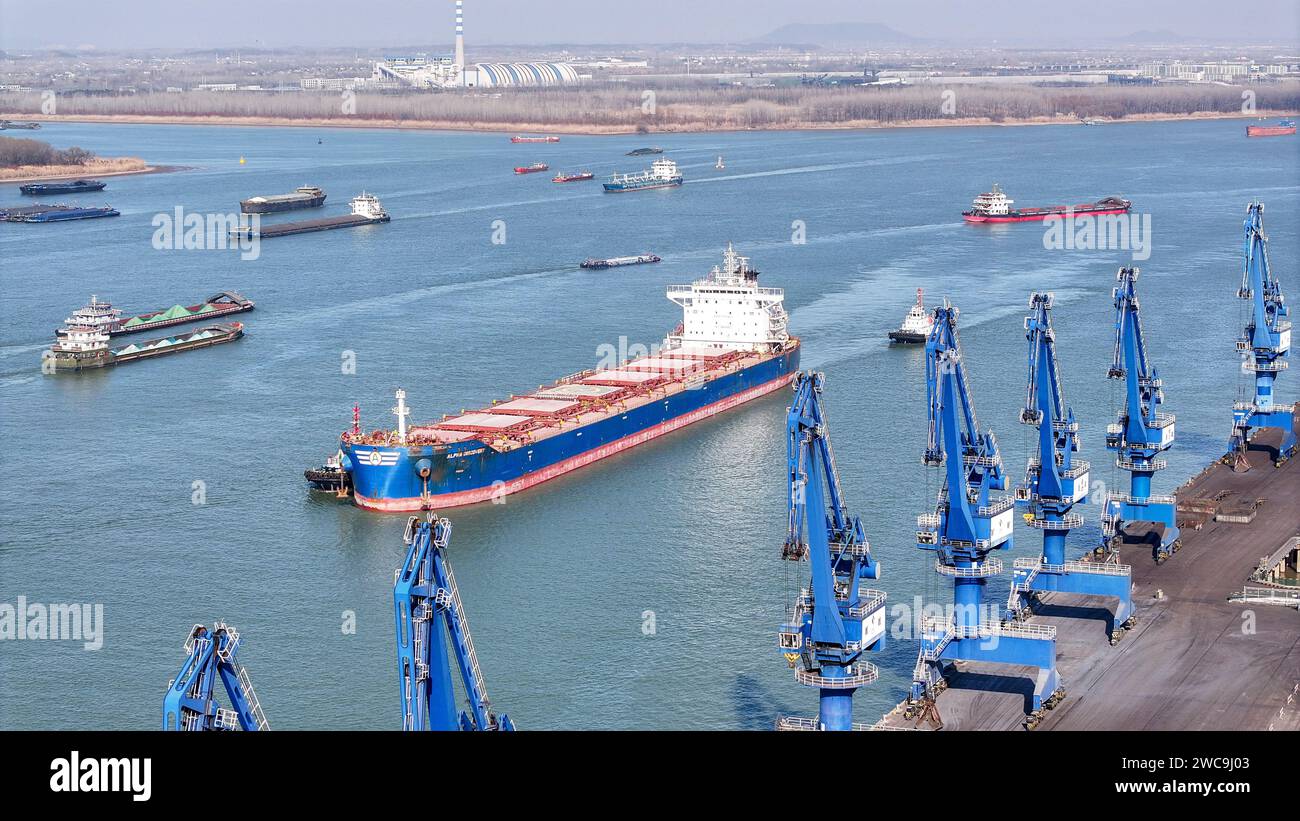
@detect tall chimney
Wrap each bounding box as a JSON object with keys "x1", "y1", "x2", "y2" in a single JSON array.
[{"x1": 454, "y1": 0, "x2": 465, "y2": 75}]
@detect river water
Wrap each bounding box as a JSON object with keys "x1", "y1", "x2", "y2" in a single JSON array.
[{"x1": 1, "y1": 117, "x2": 1296, "y2": 729}]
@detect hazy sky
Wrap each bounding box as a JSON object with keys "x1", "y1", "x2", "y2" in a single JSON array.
[{"x1": 1, "y1": 0, "x2": 1297, "y2": 50}]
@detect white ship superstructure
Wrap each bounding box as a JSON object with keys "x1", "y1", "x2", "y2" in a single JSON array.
[
  {"x1": 350, "y1": 193, "x2": 389, "y2": 220},
  {"x1": 968, "y1": 184, "x2": 1013, "y2": 216},
  {"x1": 63, "y1": 295, "x2": 122, "y2": 335},
  {"x1": 666, "y1": 243, "x2": 789, "y2": 353}
]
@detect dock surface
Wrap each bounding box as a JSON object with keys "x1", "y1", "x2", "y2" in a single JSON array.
[{"x1": 882, "y1": 421, "x2": 1300, "y2": 731}]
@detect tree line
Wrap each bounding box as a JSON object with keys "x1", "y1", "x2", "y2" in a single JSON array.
[
  {"x1": 2, "y1": 81, "x2": 1296, "y2": 129},
  {"x1": 0, "y1": 135, "x2": 95, "y2": 167}
]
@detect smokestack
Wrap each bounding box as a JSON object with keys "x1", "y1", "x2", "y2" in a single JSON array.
[{"x1": 454, "y1": 0, "x2": 465, "y2": 74}]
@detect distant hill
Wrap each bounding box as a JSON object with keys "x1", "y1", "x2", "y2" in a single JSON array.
[{"x1": 753, "y1": 22, "x2": 920, "y2": 49}]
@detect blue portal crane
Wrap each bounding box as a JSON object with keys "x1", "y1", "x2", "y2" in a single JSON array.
[
  {"x1": 777, "y1": 371, "x2": 887, "y2": 731},
  {"x1": 162, "y1": 622, "x2": 270, "y2": 731},
  {"x1": 1007, "y1": 293, "x2": 1134, "y2": 642},
  {"x1": 395, "y1": 515, "x2": 514, "y2": 731},
  {"x1": 1229, "y1": 201, "x2": 1293, "y2": 467},
  {"x1": 1101, "y1": 267, "x2": 1181, "y2": 562},
  {"x1": 910, "y1": 302, "x2": 1061, "y2": 723}
]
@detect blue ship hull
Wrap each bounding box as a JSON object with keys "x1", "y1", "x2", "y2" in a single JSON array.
[
  {"x1": 342, "y1": 343, "x2": 799, "y2": 511},
  {"x1": 602, "y1": 176, "x2": 683, "y2": 192}
]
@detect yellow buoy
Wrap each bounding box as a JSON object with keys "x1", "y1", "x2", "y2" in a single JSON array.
[{"x1": 239, "y1": 156, "x2": 246, "y2": 165}]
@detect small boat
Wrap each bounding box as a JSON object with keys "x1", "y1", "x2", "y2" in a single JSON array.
[
  {"x1": 626, "y1": 147, "x2": 663, "y2": 156},
  {"x1": 580, "y1": 253, "x2": 662, "y2": 269},
  {"x1": 552, "y1": 171, "x2": 595, "y2": 183},
  {"x1": 511, "y1": 135, "x2": 560, "y2": 143},
  {"x1": 514, "y1": 162, "x2": 549, "y2": 174},
  {"x1": 715, "y1": 155, "x2": 725, "y2": 170},
  {"x1": 19, "y1": 179, "x2": 107, "y2": 196},
  {"x1": 1246, "y1": 120, "x2": 1296, "y2": 138},
  {"x1": 888, "y1": 288, "x2": 934, "y2": 344}
]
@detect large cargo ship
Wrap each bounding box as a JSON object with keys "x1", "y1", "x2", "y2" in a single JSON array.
[
  {"x1": 327, "y1": 244, "x2": 799, "y2": 511},
  {"x1": 20, "y1": 179, "x2": 106, "y2": 196},
  {"x1": 962, "y1": 184, "x2": 1130, "y2": 223},
  {"x1": 1245, "y1": 119, "x2": 1296, "y2": 137},
  {"x1": 240, "y1": 186, "x2": 327, "y2": 214},
  {"x1": 603, "y1": 158, "x2": 683, "y2": 192},
  {"x1": 56, "y1": 292, "x2": 254, "y2": 337}
]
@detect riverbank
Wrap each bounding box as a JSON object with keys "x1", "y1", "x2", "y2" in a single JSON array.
[
  {"x1": 3, "y1": 108, "x2": 1294, "y2": 137},
  {"x1": 0, "y1": 156, "x2": 181, "y2": 184}
]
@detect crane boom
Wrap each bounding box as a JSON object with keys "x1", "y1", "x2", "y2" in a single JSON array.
[
  {"x1": 776, "y1": 371, "x2": 886, "y2": 731},
  {"x1": 162, "y1": 622, "x2": 269, "y2": 731},
  {"x1": 394, "y1": 515, "x2": 514, "y2": 731},
  {"x1": 1229, "y1": 201, "x2": 1294, "y2": 465}
]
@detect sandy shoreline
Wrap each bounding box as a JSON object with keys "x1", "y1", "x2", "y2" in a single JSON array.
[
  {"x1": 0, "y1": 162, "x2": 185, "y2": 185},
  {"x1": 3, "y1": 109, "x2": 1294, "y2": 137}
]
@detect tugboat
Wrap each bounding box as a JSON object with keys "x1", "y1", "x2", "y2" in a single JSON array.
[
  {"x1": 552, "y1": 171, "x2": 595, "y2": 183},
  {"x1": 603, "y1": 158, "x2": 683, "y2": 192},
  {"x1": 305, "y1": 453, "x2": 352, "y2": 493},
  {"x1": 962, "y1": 183, "x2": 1130, "y2": 223},
  {"x1": 20, "y1": 179, "x2": 107, "y2": 196},
  {"x1": 514, "y1": 162, "x2": 549, "y2": 174},
  {"x1": 888, "y1": 288, "x2": 934, "y2": 344}
]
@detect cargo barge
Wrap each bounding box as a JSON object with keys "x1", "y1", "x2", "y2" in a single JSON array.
[
  {"x1": 1246, "y1": 119, "x2": 1296, "y2": 137},
  {"x1": 510, "y1": 135, "x2": 560, "y2": 143},
  {"x1": 603, "y1": 158, "x2": 683, "y2": 193},
  {"x1": 580, "y1": 253, "x2": 661, "y2": 269},
  {"x1": 0, "y1": 119, "x2": 40, "y2": 130},
  {"x1": 962, "y1": 184, "x2": 1130, "y2": 223},
  {"x1": 20, "y1": 179, "x2": 106, "y2": 196},
  {"x1": 55, "y1": 292, "x2": 254, "y2": 337},
  {"x1": 47, "y1": 321, "x2": 244, "y2": 371},
  {"x1": 231, "y1": 193, "x2": 388, "y2": 239},
  {"x1": 514, "y1": 163, "x2": 548, "y2": 174},
  {"x1": 320, "y1": 244, "x2": 799, "y2": 511},
  {"x1": 552, "y1": 171, "x2": 594, "y2": 183},
  {"x1": 626, "y1": 147, "x2": 663, "y2": 156},
  {"x1": 240, "y1": 186, "x2": 326, "y2": 214},
  {"x1": 1, "y1": 204, "x2": 119, "y2": 222}
]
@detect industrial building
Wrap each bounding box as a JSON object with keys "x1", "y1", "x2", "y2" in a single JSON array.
[{"x1": 370, "y1": 1, "x2": 579, "y2": 89}]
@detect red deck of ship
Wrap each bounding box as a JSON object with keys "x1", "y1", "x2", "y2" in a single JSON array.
[{"x1": 347, "y1": 343, "x2": 787, "y2": 452}]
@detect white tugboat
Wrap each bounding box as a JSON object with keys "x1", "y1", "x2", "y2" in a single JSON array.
[{"x1": 889, "y1": 288, "x2": 934, "y2": 344}]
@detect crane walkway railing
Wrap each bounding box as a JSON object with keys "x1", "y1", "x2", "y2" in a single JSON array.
[
  {"x1": 1013, "y1": 556, "x2": 1131, "y2": 577},
  {"x1": 231, "y1": 661, "x2": 270, "y2": 731},
  {"x1": 439, "y1": 553, "x2": 491, "y2": 711}
]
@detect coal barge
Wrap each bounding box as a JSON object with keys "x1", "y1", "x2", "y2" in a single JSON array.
[
  {"x1": 20, "y1": 179, "x2": 107, "y2": 196},
  {"x1": 0, "y1": 204, "x2": 119, "y2": 222},
  {"x1": 232, "y1": 193, "x2": 388, "y2": 239},
  {"x1": 56, "y1": 292, "x2": 254, "y2": 337},
  {"x1": 240, "y1": 186, "x2": 327, "y2": 214},
  {"x1": 48, "y1": 322, "x2": 245, "y2": 371}
]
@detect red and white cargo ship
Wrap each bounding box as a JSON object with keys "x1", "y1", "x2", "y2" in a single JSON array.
[
  {"x1": 326, "y1": 244, "x2": 800, "y2": 512},
  {"x1": 962, "y1": 183, "x2": 1131, "y2": 223},
  {"x1": 514, "y1": 162, "x2": 549, "y2": 174}
]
